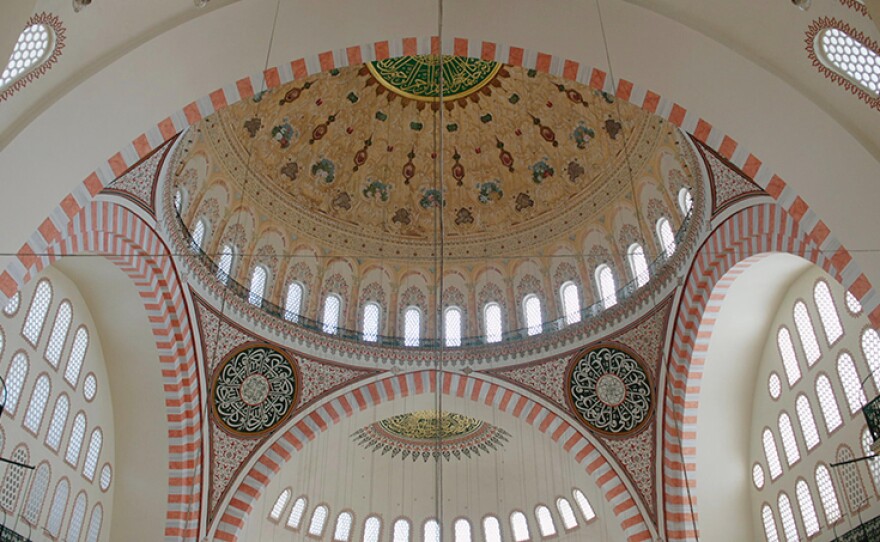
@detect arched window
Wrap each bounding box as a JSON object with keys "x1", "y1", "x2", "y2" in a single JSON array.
[
  {"x1": 793, "y1": 302, "x2": 821, "y2": 366},
  {"x1": 64, "y1": 326, "x2": 89, "y2": 387},
  {"x1": 5, "y1": 352, "x2": 29, "y2": 415},
  {"x1": 535, "y1": 505, "x2": 557, "y2": 537},
  {"x1": 572, "y1": 489, "x2": 596, "y2": 522},
  {"x1": 217, "y1": 244, "x2": 235, "y2": 284},
  {"x1": 1, "y1": 21, "x2": 58, "y2": 95},
  {"x1": 837, "y1": 352, "x2": 867, "y2": 414},
  {"x1": 861, "y1": 428, "x2": 880, "y2": 492},
  {"x1": 65, "y1": 411, "x2": 87, "y2": 466},
  {"x1": 484, "y1": 303, "x2": 503, "y2": 344},
  {"x1": 778, "y1": 413, "x2": 800, "y2": 466},
  {"x1": 423, "y1": 518, "x2": 440, "y2": 542},
  {"x1": 0, "y1": 446, "x2": 29, "y2": 512},
  {"x1": 86, "y1": 504, "x2": 103, "y2": 542},
  {"x1": 838, "y1": 446, "x2": 869, "y2": 512},
  {"x1": 768, "y1": 373, "x2": 782, "y2": 399},
  {"x1": 761, "y1": 504, "x2": 779, "y2": 542},
  {"x1": 3, "y1": 292, "x2": 20, "y2": 316},
  {"x1": 99, "y1": 464, "x2": 112, "y2": 492},
  {"x1": 454, "y1": 518, "x2": 472, "y2": 542},
  {"x1": 523, "y1": 295, "x2": 542, "y2": 336},
  {"x1": 322, "y1": 295, "x2": 341, "y2": 335},
  {"x1": 45, "y1": 394, "x2": 69, "y2": 451},
  {"x1": 84, "y1": 374, "x2": 97, "y2": 401},
  {"x1": 753, "y1": 464, "x2": 765, "y2": 489},
  {"x1": 777, "y1": 493, "x2": 798, "y2": 542},
  {"x1": 173, "y1": 189, "x2": 184, "y2": 213},
  {"x1": 846, "y1": 291, "x2": 863, "y2": 315},
  {"x1": 287, "y1": 496, "x2": 307, "y2": 529},
  {"x1": 362, "y1": 302, "x2": 380, "y2": 342},
  {"x1": 796, "y1": 395, "x2": 821, "y2": 450},
  {"x1": 332, "y1": 511, "x2": 353, "y2": 541},
  {"x1": 814, "y1": 281, "x2": 843, "y2": 345},
  {"x1": 22, "y1": 461, "x2": 49, "y2": 525},
  {"x1": 796, "y1": 480, "x2": 820, "y2": 537},
  {"x1": 22, "y1": 279, "x2": 52, "y2": 346},
  {"x1": 816, "y1": 375, "x2": 843, "y2": 433},
  {"x1": 284, "y1": 282, "x2": 303, "y2": 322},
  {"x1": 483, "y1": 516, "x2": 502, "y2": 542},
  {"x1": 444, "y1": 307, "x2": 463, "y2": 347},
  {"x1": 763, "y1": 428, "x2": 783, "y2": 480},
  {"x1": 656, "y1": 217, "x2": 676, "y2": 256},
  {"x1": 556, "y1": 497, "x2": 578, "y2": 530},
  {"x1": 678, "y1": 187, "x2": 693, "y2": 215},
  {"x1": 363, "y1": 516, "x2": 381, "y2": 542},
  {"x1": 816, "y1": 28, "x2": 880, "y2": 95},
  {"x1": 815, "y1": 464, "x2": 841, "y2": 523},
  {"x1": 777, "y1": 327, "x2": 801, "y2": 387},
  {"x1": 190, "y1": 219, "x2": 206, "y2": 251},
  {"x1": 627, "y1": 244, "x2": 650, "y2": 288},
  {"x1": 66, "y1": 491, "x2": 87, "y2": 542},
  {"x1": 24, "y1": 373, "x2": 51, "y2": 433},
  {"x1": 560, "y1": 281, "x2": 581, "y2": 325},
  {"x1": 83, "y1": 428, "x2": 103, "y2": 481},
  {"x1": 45, "y1": 300, "x2": 72, "y2": 367},
  {"x1": 270, "y1": 488, "x2": 291, "y2": 521},
  {"x1": 46, "y1": 479, "x2": 69, "y2": 537},
  {"x1": 595, "y1": 265, "x2": 617, "y2": 309},
  {"x1": 403, "y1": 306, "x2": 421, "y2": 347},
  {"x1": 510, "y1": 511, "x2": 530, "y2": 542},
  {"x1": 248, "y1": 265, "x2": 268, "y2": 306},
  {"x1": 861, "y1": 328, "x2": 880, "y2": 390},
  {"x1": 308, "y1": 504, "x2": 329, "y2": 536},
  {"x1": 392, "y1": 518, "x2": 411, "y2": 542}
]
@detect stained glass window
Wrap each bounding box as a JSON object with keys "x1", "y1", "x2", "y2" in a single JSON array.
[
  {"x1": 838, "y1": 446, "x2": 869, "y2": 512},
  {"x1": 861, "y1": 328, "x2": 880, "y2": 390},
  {"x1": 85, "y1": 504, "x2": 103, "y2": 542},
  {"x1": 190, "y1": 220, "x2": 206, "y2": 251},
  {"x1": 769, "y1": 373, "x2": 782, "y2": 400},
  {"x1": 423, "y1": 519, "x2": 440, "y2": 542},
  {"x1": 3, "y1": 292, "x2": 20, "y2": 317},
  {"x1": 846, "y1": 291, "x2": 863, "y2": 314},
  {"x1": 363, "y1": 516, "x2": 381, "y2": 542},
  {"x1": 22, "y1": 462, "x2": 49, "y2": 525},
  {"x1": 0, "y1": 447, "x2": 28, "y2": 512},
  {"x1": 753, "y1": 463, "x2": 765, "y2": 489}
]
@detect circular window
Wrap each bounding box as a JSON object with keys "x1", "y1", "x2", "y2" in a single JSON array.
[
  {"x1": 83, "y1": 373, "x2": 97, "y2": 402},
  {"x1": 752, "y1": 463, "x2": 765, "y2": 489},
  {"x1": 768, "y1": 373, "x2": 781, "y2": 400},
  {"x1": 99, "y1": 463, "x2": 112, "y2": 492}
]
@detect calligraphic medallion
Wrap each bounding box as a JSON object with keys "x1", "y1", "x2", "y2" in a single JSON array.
[
  {"x1": 212, "y1": 344, "x2": 298, "y2": 436},
  {"x1": 366, "y1": 55, "x2": 502, "y2": 102},
  {"x1": 566, "y1": 344, "x2": 653, "y2": 436}
]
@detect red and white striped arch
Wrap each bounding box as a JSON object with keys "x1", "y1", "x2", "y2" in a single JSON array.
[
  {"x1": 213, "y1": 370, "x2": 653, "y2": 542},
  {"x1": 10, "y1": 200, "x2": 201, "y2": 540}
]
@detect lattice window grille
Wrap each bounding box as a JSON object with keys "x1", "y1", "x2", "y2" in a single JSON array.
[
  {"x1": 45, "y1": 301, "x2": 71, "y2": 367},
  {"x1": 793, "y1": 302, "x2": 821, "y2": 366},
  {"x1": 524, "y1": 295, "x2": 542, "y2": 336},
  {"x1": 64, "y1": 326, "x2": 89, "y2": 387},
  {"x1": 444, "y1": 307, "x2": 462, "y2": 347},
  {"x1": 815, "y1": 281, "x2": 843, "y2": 345},
  {"x1": 45, "y1": 394, "x2": 69, "y2": 451},
  {"x1": 796, "y1": 395, "x2": 821, "y2": 450},
  {"x1": 816, "y1": 375, "x2": 843, "y2": 433}
]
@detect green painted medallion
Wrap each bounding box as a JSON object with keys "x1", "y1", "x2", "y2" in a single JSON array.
[
  {"x1": 378, "y1": 410, "x2": 484, "y2": 440},
  {"x1": 367, "y1": 55, "x2": 501, "y2": 102}
]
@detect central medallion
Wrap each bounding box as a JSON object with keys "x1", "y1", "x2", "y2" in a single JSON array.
[{"x1": 366, "y1": 55, "x2": 502, "y2": 102}]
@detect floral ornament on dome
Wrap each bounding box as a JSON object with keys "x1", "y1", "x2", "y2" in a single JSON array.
[{"x1": 566, "y1": 344, "x2": 653, "y2": 436}]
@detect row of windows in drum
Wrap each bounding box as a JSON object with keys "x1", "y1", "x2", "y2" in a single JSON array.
[
  {"x1": 0, "y1": 444, "x2": 106, "y2": 541},
  {"x1": 268, "y1": 488, "x2": 596, "y2": 542},
  {"x1": 186, "y1": 223, "x2": 680, "y2": 345}
]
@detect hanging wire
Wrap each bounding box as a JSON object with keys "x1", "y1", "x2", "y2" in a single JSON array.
[{"x1": 434, "y1": 0, "x2": 447, "y2": 535}]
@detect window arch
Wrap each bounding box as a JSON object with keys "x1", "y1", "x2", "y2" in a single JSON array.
[
  {"x1": 22, "y1": 279, "x2": 52, "y2": 346},
  {"x1": 287, "y1": 496, "x2": 307, "y2": 529},
  {"x1": 484, "y1": 302, "x2": 503, "y2": 343},
  {"x1": 777, "y1": 327, "x2": 801, "y2": 387},
  {"x1": 322, "y1": 294, "x2": 342, "y2": 335},
  {"x1": 270, "y1": 488, "x2": 291, "y2": 521},
  {"x1": 535, "y1": 505, "x2": 557, "y2": 537},
  {"x1": 22, "y1": 461, "x2": 50, "y2": 526},
  {"x1": 678, "y1": 187, "x2": 693, "y2": 215},
  {"x1": 838, "y1": 446, "x2": 869, "y2": 512},
  {"x1": 795, "y1": 479, "x2": 820, "y2": 537},
  {"x1": 444, "y1": 306, "x2": 463, "y2": 347},
  {"x1": 392, "y1": 518, "x2": 411, "y2": 542},
  {"x1": 777, "y1": 493, "x2": 798, "y2": 542},
  {"x1": 308, "y1": 504, "x2": 329, "y2": 536},
  {"x1": 65, "y1": 411, "x2": 87, "y2": 467},
  {"x1": 656, "y1": 217, "x2": 676, "y2": 256},
  {"x1": 763, "y1": 428, "x2": 783, "y2": 480},
  {"x1": 5, "y1": 351, "x2": 29, "y2": 416},
  {"x1": 556, "y1": 497, "x2": 578, "y2": 530},
  {"x1": 454, "y1": 518, "x2": 472, "y2": 542},
  {"x1": 761, "y1": 504, "x2": 779, "y2": 542},
  {"x1": 362, "y1": 302, "x2": 380, "y2": 342},
  {"x1": 837, "y1": 352, "x2": 867, "y2": 414},
  {"x1": 753, "y1": 463, "x2": 765, "y2": 489},
  {"x1": 46, "y1": 393, "x2": 69, "y2": 451},
  {"x1": 403, "y1": 306, "x2": 421, "y2": 347},
  {"x1": 560, "y1": 281, "x2": 581, "y2": 325},
  {"x1": 217, "y1": 244, "x2": 235, "y2": 284},
  {"x1": 595, "y1": 264, "x2": 617, "y2": 309},
  {"x1": 795, "y1": 394, "x2": 821, "y2": 450},
  {"x1": 814, "y1": 280, "x2": 843, "y2": 345},
  {"x1": 572, "y1": 488, "x2": 596, "y2": 522},
  {"x1": 46, "y1": 478, "x2": 69, "y2": 537},
  {"x1": 510, "y1": 511, "x2": 530, "y2": 541},
  {"x1": 332, "y1": 510, "x2": 353, "y2": 541},
  {"x1": 66, "y1": 491, "x2": 87, "y2": 542},
  {"x1": 45, "y1": 300, "x2": 72, "y2": 367},
  {"x1": 83, "y1": 428, "x2": 103, "y2": 481},
  {"x1": 846, "y1": 290, "x2": 863, "y2": 315},
  {"x1": 86, "y1": 503, "x2": 103, "y2": 542},
  {"x1": 793, "y1": 301, "x2": 821, "y2": 366},
  {"x1": 1, "y1": 18, "x2": 61, "y2": 98},
  {"x1": 861, "y1": 428, "x2": 880, "y2": 492},
  {"x1": 861, "y1": 328, "x2": 880, "y2": 390},
  {"x1": 23, "y1": 373, "x2": 51, "y2": 434},
  {"x1": 815, "y1": 27, "x2": 880, "y2": 96},
  {"x1": 816, "y1": 374, "x2": 843, "y2": 433},
  {"x1": 284, "y1": 282, "x2": 304, "y2": 323},
  {"x1": 0, "y1": 446, "x2": 29, "y2": 512},
  {"x1": 64, "y1": 326, "x2": 89, "y2": 387},
  {"x1": 523, "y1": 294, "x2": 542, "y2": 336},
  {"x1": 190, "y1": 219, "x2": 206, "y2": 251},
  {"x1": 627, "y1": 243, "x2": 650, "y2": 288},
  {"x1": 248, "y1": 265, "x2": 268, "y2": 306},
  {"x1": 483, "y1": 516, "x2": 502, "y2": 542},
  {"x1": 816, "y1": 464, "x2": 842, "y2": 523},
  {"x1": 778, "y1": 413, "x2": 800, "y2": 466},
  {"x1": 423, "y1": 518, "x2": 440, "y2": 542},
  {"x1": 363, "y1": 515, "x2": 381, "y2": 542}
]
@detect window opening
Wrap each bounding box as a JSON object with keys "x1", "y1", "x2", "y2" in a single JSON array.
[
  {"x1": 796, "y1": 480, "x2": 820, "y2": 537},
  {"x1": 404, "y1": 306, "x2": 420, "y2": 347},
  {"x1": 333, "y1": 511, "x2": 353, "y2": 541},
  {"x1": 444, "y1": 307, "x2": 462, "y2": 347},
  {"x1": 323, "y1": 295, "x2": 341, "y2": 335},
  {"x1": 65, "y1": 326, "x2": 88, "y2": 387},
  {"x1": 0, "y1": 447, "x2": 28, "y2": 512},
  {"x1": 363, "y1": 302, "x2": 380, "y2": 342},
  {"x1": 83, "y1": 428, "x2": 102, "y2": 481},
  {"x1": 83, "y1": 373, "x2": 97, "y2": 402},
  {"x1": 5, "y1": 352, "x2": 29, "y2": 415},
  {"x1": 753, "y1": 463, "x2": 765, "y2": 489},
  {"x1": 284, "y1": 282, "x2": 303, "y2": 322},
  {"x1": 627, "y1": 244, "x2": 650, "y2": 288},
  {"x1": 656, "y1": 217, "x2": 676, "y2": 256},
  {"x1": 838, "y1": 446, "x2": 869, "y2": 512},
  {"x1": 1, "y1": 23, "x2": 54, "y2": 90},
  {"x1": 45, "y1": 394, "x2": 69, "y2": 451},
  {"x1": 66, "y1": 411, "x2": 86, "y2": 466},
  {"x1": 483, "y1": 516, "x2": 502, "y2": 542},
  {"x1": 523, "y1": 295, "x2": 542, "y2": 336},
  {"x1": 217, "y1": 244, "x2": 234, "y2": 284},
  {"x1": 846, "y1": 291, "x2": 863, "y2": 314},
  {"x1": 66, "y1": 492, "x2": 87, "y2": 542},
  {"x1": 861, "y1": 328, "x2": 880, "y2": 390},
  {"x1": 817, "y1": 28, "x2": 880, "y2": 95},
  {"x1": 777, "y1": 493, "x2": 798, "y2": 542},
  {"x1": 838, "y1": 352, "x2": 867, "y2": 414},
  {"x1": 777, "y1": 327, "x2": 801, "y2": 387},
  {"x1": 392, "y1": 518, "x2": 410, "y2": 542},
  {"x1": 173, "y1": 190, "x2": 183, "y2": 213},
  {"x1": 761, "y1": 504, "x2": 779, "y2": 542},
  {"x1": 595, "y1": 265, "x2": 617, "y2": 309},
  {"x1": 287, "y1": 497, "x2": 307, "y2": 529},
  {"x1": 308, "y1": 505, "x2": 329, "y2": 536},
  {"x1": 364, "y1": 515, "x2": 381, "y2": 542},
  {"x1": 768, "y1": 373, "x2": 782, "y2": 400},
  {"x1": 270, "y1": 489, "x2": 291, "y2": 521},
  {"x1": 796, "y1": 395, "x2": 821, "y2": 450},
  {"x1": 423, "y1": 518, "x2": 440, "y2": 542},
  {"x1": 816, "y1": 375, "x2": 843, "y2": 433},
  {"x1": 816, "y1": 464, "x2": 842, "y2": 523},
  {"x1": 99, "y1": 464, "x2": 112, "y2": 492},
  {"x1": 556, "y1": 497, "x2": 578, "y2": 529},
  {"x1": 190, "y1": 220, "x2": 206, "y2": 251},
  {"x1": 535, "y1": 505, "x2": 557, "y2": 537},
  {"x1": 24, "y1": 374, "x2": 50, "y2": 433},
  {"x1": 763, "y1": 428, "x2": 783, "y2": 480},
  {"x1": 560, "y1": 282, "x2": 581, "y2": 325},
  {"x1": 862, "y1": 428, "x2": 880, "y2": 492},
  {"x1": 793, "y1": 302, "x2": 821, "y2": 366},
  {"x1": 248, "y1": 266, "x2": 267, "y2": 307},
  {"x1": 778, "y1": 413, "x2": 800, "y2": 466},
  {"x1": 510, "y1": 511, "x2": 530, "y2": 542},
  {"x1": 3, "y1": 292, "x2": 20, "y2": 317},
  {"x1": 22, "y1": 462, "x2": 49, "y2": 525},
  {"x1": 814, "y1": 281, "x2": 843, "y2": 345},
  {"x1": 573, "y1": 489, "x2": 596, "y2": 521},
  {"x1": 454, "y1": 518, "x2": 472, "y2": 542},
  {"x1": 45, "y1": 301, "x2": 71, "y2": 367},
  {"x1": 86, "y1": 504, "x2": 103, "y2": 542},
  {"x1": 678, "y1": 187, "x2": 693, "y2": 215},
  {"x1": 46, "y1": 479, "x2": 69, "y2": 537},
  {"x1": 22, "y1": 279, "x2": 52, "y2": 346},
  {"x1": 484, "y1": 303, "x2": 502, "y2": 343}
]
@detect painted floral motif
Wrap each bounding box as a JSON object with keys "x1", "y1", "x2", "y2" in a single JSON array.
[
  {"x1": 363, "y1": 179, "x2": 391, "y2": 202},
  {"x1": 280, "y1": 161, "x2": 299, "y2": 181},
  {"x1": 332, "y1": 192, "x2": 352, "y2": 210},
  {"x1": 571, "y1": 122, "x2": 596, "y2": 150},
  {"x1": 419, "y1": 188, "x2": 444, "y2": 209},
  {"x1": 311, "y1": 158, "x2": 336, "y2": 184},
  {"x1": 243, "y1": 117, "x2": 262, "y2": 138},
  {"x1": 604, "y1": 118, "x2": 622, "y2": 140},
  {"x1": 391, "y1": 208, "x2": 411, "y2": 225},
  {"x1": 271, "y1": 118, "x2": 297, "y2": 148},
  {"x1": 565, "y1": 161, "x2": 584, "y2": 183},
  {"x1": 454, "y1": 207, "x2": 474, "y2": 225},
  {"x1": 476, "y1": 180, "x2": 503, "y2": 204},
  {"x1": 529, "y1": 158, "x2": 555, "y2": 184},
  {"x1": 515, "y1": 192, "x2": 534, "y2": 212}
]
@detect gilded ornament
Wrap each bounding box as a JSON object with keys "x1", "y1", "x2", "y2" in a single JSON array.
[{"x1": 366, "y1": 55, "x2": 502, "y2": 102}]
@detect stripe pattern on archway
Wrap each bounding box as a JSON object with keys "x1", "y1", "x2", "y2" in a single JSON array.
[{"x1": 213, "y1": 371, "x2": 653, "y2": 542}]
